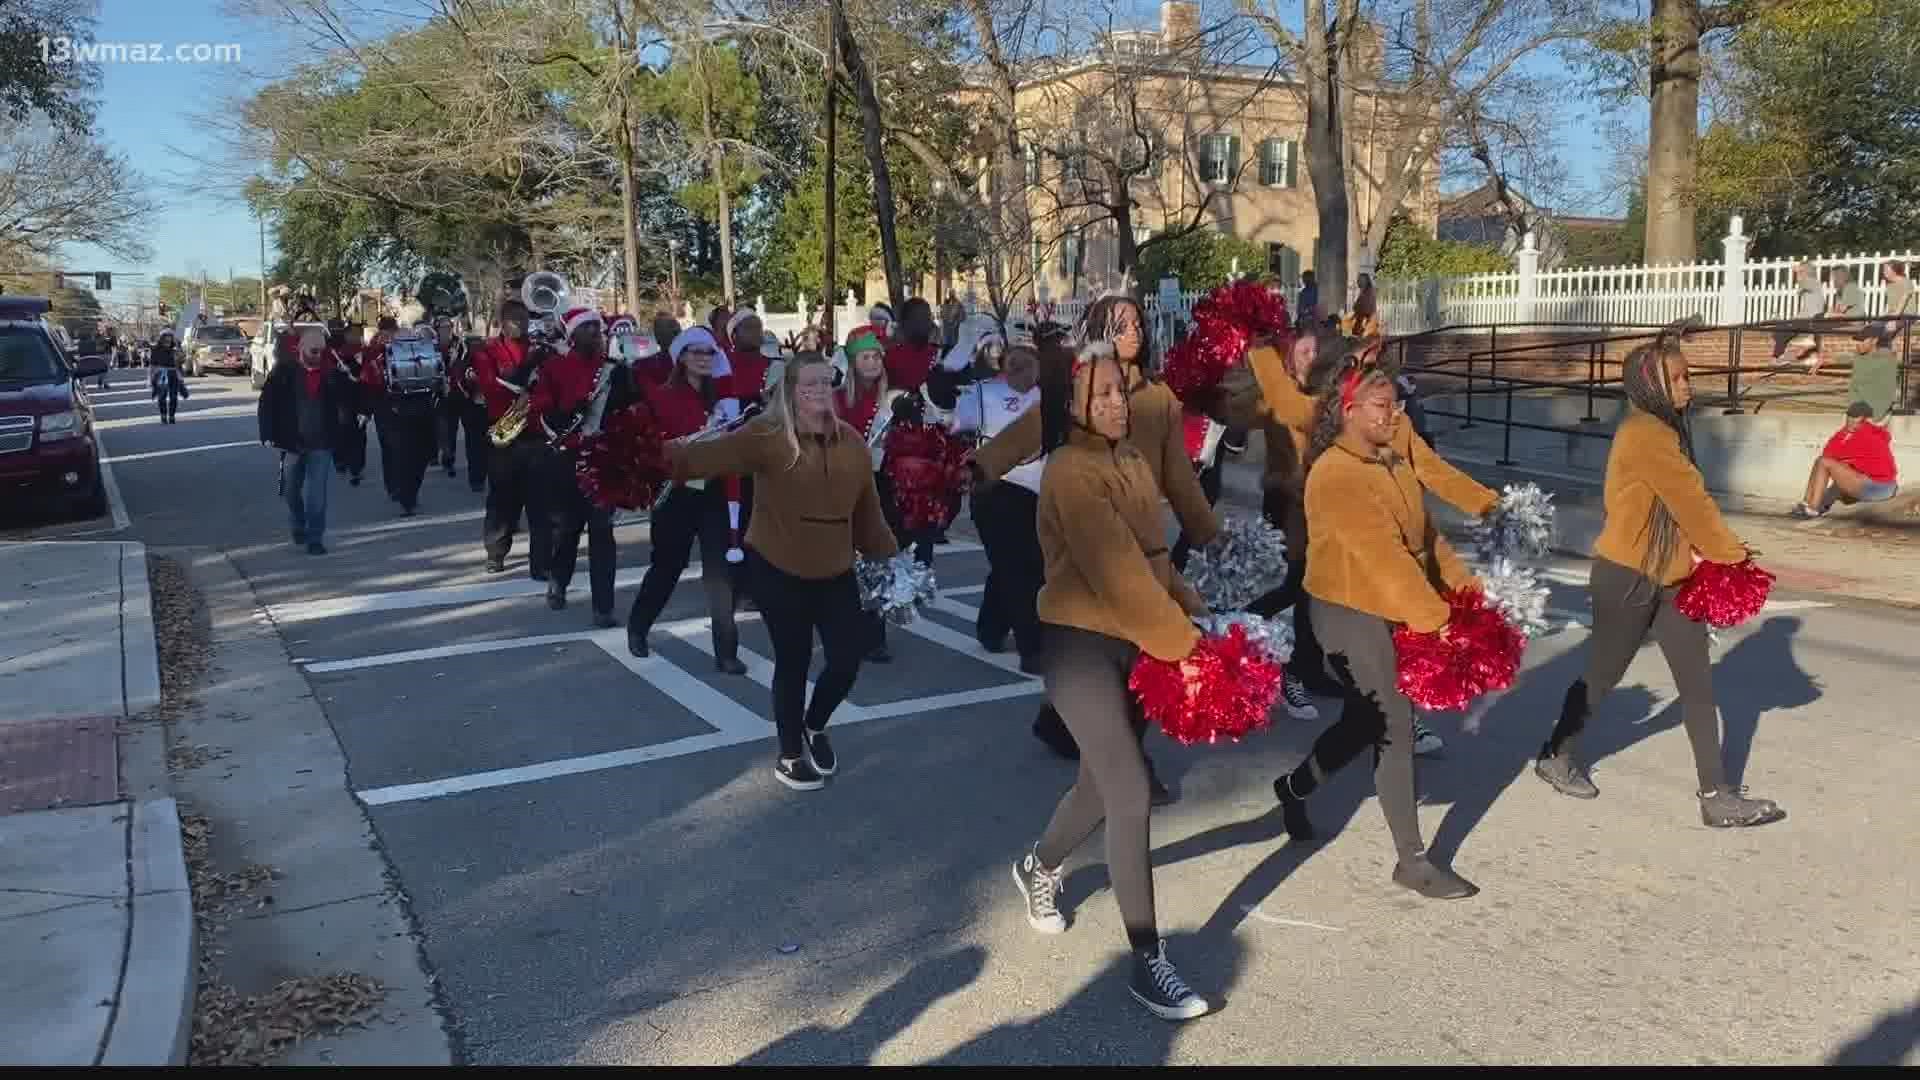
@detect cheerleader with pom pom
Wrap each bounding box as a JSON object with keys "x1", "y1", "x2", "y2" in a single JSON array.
[
  {"x1": 1534, "y1": 322, "x2": 1785, "y2": 828},
  {"x1": 1269, "y1": 359, "x2": 1489, "y2": 900},
  {"x1": 666, "y1": 353, "x2": 899, "y2": 793},
  {"x1": 622, "y1": 328, "x2": 746, "y2": 675},
  {"x1": 1008, "y1": 341, "x2": 1213, "y2": 1022}
]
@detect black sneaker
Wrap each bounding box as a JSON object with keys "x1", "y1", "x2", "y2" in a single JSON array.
[
  {"x1": 485, "y1": 558, "x2": 506, "y2": 574},
  {"x1": 291, "y1": 529, "x2": 306, "y2": 545},
  {"x1": 774, "y1": 756, "x2": 825, "y2": 791},
  {"x1": 306, "y1": 542, "x2": 326, "y2": 556},
  {"x1": 546, "y1": 582, "x2": 566, "y2": 610},
  {"x1": 1272, "y1": 775, "x2": 1316, "y2": 844},
  {"x1": 1129, "y1": 940, "x2": 1209, "y2": 1021},
  {"x1": 804, "y1": 727, "x2": 837, "y2": 776},
  {"x1": 1011, "y1": 845, "x2": 1066, "y2": 933},
  {"x1": 1535, "y1": 751, "x2": 1599, "y2": 799},
  {"x1": 1698, "y1": 786, "x2": 1786, "y2": 828},
  {"x1": 1281, "y1": 672, "x2": 1319, "y2": 720}
]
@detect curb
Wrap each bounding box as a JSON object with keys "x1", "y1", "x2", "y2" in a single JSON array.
[
  {"x1": 119, "y1": 542, "x2": 161, "y2": 718},
  {"x1": 99, "y1": 797, "x2": 195, "y2": 1066}
]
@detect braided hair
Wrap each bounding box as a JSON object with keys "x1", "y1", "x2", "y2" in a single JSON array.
[
  {"x1": 1622, "y1": 318, "x2": 1700, "y2": 584},
  {"x1": 1080, "y1": 294, "x2": 1156, "y2": 378}
]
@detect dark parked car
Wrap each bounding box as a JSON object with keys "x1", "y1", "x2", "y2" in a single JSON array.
[{"x1": 0, "y1": 296, "x2": 109, "y2": 520}]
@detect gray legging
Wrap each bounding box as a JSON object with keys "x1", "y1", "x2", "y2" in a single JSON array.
[
  {"x1": 1034, "y1": 625, "x2": 1158, "y2": 949},
  {"x1": 1545, "y1": 557, "x2": 1726, "y2": 791},
  {"x1": 1280, "y1": 600, "x2": 1425, "y2": 861}
]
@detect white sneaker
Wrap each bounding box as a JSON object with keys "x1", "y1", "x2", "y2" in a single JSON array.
[{"x1": 1282, "y1": 672, "x2": 1319, "y2": 721}]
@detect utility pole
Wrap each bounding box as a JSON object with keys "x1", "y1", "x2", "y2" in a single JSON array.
[
  {"x1": 258, "y1": 210, "x2": 268, "y2": 318},
  {"x1": 823, "y1": 0, "x2": 839, "y2": 343}
]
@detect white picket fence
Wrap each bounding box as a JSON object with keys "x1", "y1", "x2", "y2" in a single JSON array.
[{"x1": 1378, "y1": 220, "x2": 1916, "y2": 335}]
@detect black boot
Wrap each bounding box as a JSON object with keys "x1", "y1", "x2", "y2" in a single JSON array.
[
  {"x1": 714, "y1": 626, "x2": 746, "y2": 675},
  {"x1": 1272, "y1": 771, "x2": 1317, "y2": 845},
  {"x1": 1535, "y1": 681, "x2": 1599, "y2": 799}
]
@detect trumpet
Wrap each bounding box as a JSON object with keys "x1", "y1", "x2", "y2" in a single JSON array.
[
  {"x1": 651, "y1": 403, "x2": 763, "y2": 511},
  {"x1": 487, "y1": 270, "x2": 571, "y2": 448}
]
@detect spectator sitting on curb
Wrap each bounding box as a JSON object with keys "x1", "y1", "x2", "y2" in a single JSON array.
[{"x1": 1792, "y1": 400, "x2": 1899, "y2": 519}]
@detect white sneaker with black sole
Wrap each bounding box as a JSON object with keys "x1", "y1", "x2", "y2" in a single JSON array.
[
  {"x1": 774, "y1": 756, "x2": 826, "y2": 791},
  {"x1": 1129, "y1": 940, "x2": 1210, "y2": 1021},
  {"x1": 804, "y1": 727, "x2": 837, "y2": 776},
  {"x1": 1282, "y1": 671, "x2": 1319, "y2": 720},
  {"x1": 1011, "y1": 846, "x2": 1067, "y2": 933}
]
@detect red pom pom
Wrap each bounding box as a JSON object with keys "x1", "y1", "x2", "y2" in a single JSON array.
[
  {"x1": 884, "y1": 421, "x2": 971, "y2": 532},
  {"x1": 575, "y1": 403, "x2": 669, "y2": 510},
  {"x1": 1127, "y1": 624, "x2": 1283, "y2": 746},
  {"x1": 1161, "y1": 281, "x2": 1291, "y2": 408},
  {"x1": 1391, "y1": 588, "x2": 1526, "y2": 713},
  {"x1": 1675, "y1": 557, "x2": 1775, "y2": 628}
]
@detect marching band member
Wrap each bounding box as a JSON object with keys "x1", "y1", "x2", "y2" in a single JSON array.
[
  {"x1": 1533, "y1": 325, "x2": 1785, "y2": 828},
  {"x1": 472, "y1": 299, "x2": 553, "y2": 578},
  {"x1": 436, "y1": 315, "x2": 487, "y2": 492},
  {"x1": 359, "y1": 315, "x2": 439, "y2": 516},
  {"x1": 666, "y1": 352, "x2": 900, "y2": 792},
  {"x1": 324, "y1": 318, "x2": 367, "y2": 486},
  {"x1": 974, "y1": 295, "x2": 1217, "y2": 786},
  {"x1": 1269, "y1": 353, "x2": 1485, "y2": 900},
  {"x1": 530, "y1": 307, "x2": 635, "y2": 625},
  {"x1": 624, "y1": 327, "x2": 746, "y2": 674},
  {"x1": 948, "y1": 331, "x2": 1043, "y2": 671},
  {"x1": 1008, "y1": 340, "x2": 1212, "y2": 1022}
]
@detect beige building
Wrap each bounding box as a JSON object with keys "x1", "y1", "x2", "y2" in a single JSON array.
[{"x1": 880, "y1": 0, "x2": 1436, "y2": 308}]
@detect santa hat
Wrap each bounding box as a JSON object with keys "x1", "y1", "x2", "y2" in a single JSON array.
[
  {"x1": 726, "y1": 306, "x2": 758, "y2": 341},
  {"x1": 561, "y1": 306, "x2": 602, "y2": 339}
]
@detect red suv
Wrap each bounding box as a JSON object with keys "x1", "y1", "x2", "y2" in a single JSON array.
[{"x1": 0, "y1": 297, "x2": 109, "y2": 520}]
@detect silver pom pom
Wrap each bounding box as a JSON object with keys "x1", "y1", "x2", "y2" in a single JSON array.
[
  {"x1": 1194, "y1": 611, "x2": 1294, "y2": 669},
  {"x1": 1478, "y1": 556, "x2": 1552, "y2": 641},
  {"x1": 856, "y1": 551, "x2": 938, "y2": 626},
  {"x1": 1472, "y1": 483, "x2": 1556, "y2": 565},
  {"x1": 1184, "y1": 512, "x2": 1289, "y2": 612}
]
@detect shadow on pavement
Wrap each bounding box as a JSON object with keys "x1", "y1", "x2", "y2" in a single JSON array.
[
  {"x1": 1711, "y1": 616, "x2": 1821, "y2": 786},
  {"x1": 1827, "y1": 998, "x2": 1920, "y2": 1066},
  {"x1": 734, "y1": 945, "x2": 988, "y2": 1065}
]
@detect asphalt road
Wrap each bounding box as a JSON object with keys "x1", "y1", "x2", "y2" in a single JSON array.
[{"x1": 13, "y1": 372, "x2": 1918, "y2": 1065}]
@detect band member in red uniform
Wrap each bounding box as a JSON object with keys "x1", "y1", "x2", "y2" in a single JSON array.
[
  {"x1": 530, "y1": 307, "x2": 636, "y2": 625},
  {"x1": 624, "y1": 329, "x2": 745, "y2": 673},
  {"x1": 471, "y1": 299, "x2": 553, "y2": 578},
  {"x1": 881, "y1": 297, "x2": 939, "y2": 393},
  {"x1": 435, "y1": 315, "x2": 486, "y2": 491},
  {"x1": 324, "y1": 318, "x2": 367, "y2": 486},
  {"x1": 360, "y1": 315, "x2": 438, "y2": 515}
]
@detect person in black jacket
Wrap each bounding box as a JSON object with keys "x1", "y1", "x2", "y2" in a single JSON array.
[
  {"x1": 258, "y1": 326, "x2": 356, "y2": 554},
  {"x1": 148, "y1": 330, "x2": 183, "y2": 423}
]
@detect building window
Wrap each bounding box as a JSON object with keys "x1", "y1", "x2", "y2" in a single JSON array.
[
  {"x1": 1259, "y1": 138, "x2": 1299, "y2": 188},
  {"x1": 1197, "y1": 133, "x2": 1238, "y2": 186},
  {"x1": 1024, "y1": 144, "x2": 1039, "y2": 186},
  {"x1": 1061, "y1": 146, "x2": 1086, "y2": 183},
  {"x1": 1267, "y1": 242, "x2": 1301, "y2": 283},
  {"x1": 1059, "y1": 233, "x2": 1083, "y2": 278}
]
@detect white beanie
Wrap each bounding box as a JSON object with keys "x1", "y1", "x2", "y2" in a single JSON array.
[
  {"x1": 670, "y1": 326, "x2": 721, "y2": 369},
  {"x1": 726, "y1": 307, "x2": 758, "y2": 340}
]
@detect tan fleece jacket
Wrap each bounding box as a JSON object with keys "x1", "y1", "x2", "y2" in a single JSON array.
[{"x1": 1592, "y1": 409, "x2": 1747, "y2": 584}]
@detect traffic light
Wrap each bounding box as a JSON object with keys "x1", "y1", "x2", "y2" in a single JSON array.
[
  {"x1": 158, "y1": 302, "x2": 171, "y2": 318},
  {"x1": 95, "y1": 272, "x2": 111, "y2": 291}
]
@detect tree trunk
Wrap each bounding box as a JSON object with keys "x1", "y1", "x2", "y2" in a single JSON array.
[
  {"x1": 1305, "y1": 0, "x2": 1353, "y2": 310},
  {"x1": 618, "y1": 127, "x2": 641, "y2": 316},
  {"x1": 1645, "y1": 0, "x2": 1702, "y2": 265},
  {"x1": 964, "y1": 0, "x2": 1023, "y2": 321},
  {"x1": 699, "y1": 69, "x2": 736, "y2": 304},
  {"x1": 834, "y1": 6, "x2": 903, "y2": 308}
]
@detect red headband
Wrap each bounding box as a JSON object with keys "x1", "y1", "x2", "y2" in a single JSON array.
[{"x1": 1339, "y1": 366, "x2": 1365, "y2": 412}]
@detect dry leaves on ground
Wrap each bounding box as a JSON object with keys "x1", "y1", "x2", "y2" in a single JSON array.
[{"x1": 147, "y1": 554, "x2": 211, "y2": 720}]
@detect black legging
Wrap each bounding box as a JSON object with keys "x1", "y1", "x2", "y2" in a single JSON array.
[
  {"x1": 747, "y1": 550, "x2": 867, "y2": 760},
  {"x1": 1543, "y1": 557, "x2": 1727, "y2": 791},
  {"x1": 152, "y1": 367, "x2": 181, "y2": 422},
  {"x1": 545, "y1": 451, "x2": 616, "y2": 615},
  {"x1": 1276, "y1": 599, "x2": 1425, "y2": 861},
  {"x1": 484, "y1": 437, "x2": 552, "y2": 575},
  {"x1": 1034, "y1": 625, "x2": 1158, "y2": 950},
  {"x1": 377, "y1": 402, "x2": 437, "y2": 511},
  {"x1": 1247, "y1": 487, "x2": 1331, "y2": 693},
  {"x1": 871, "y1": 469, "x2": 934, "y2": 653},
  {"x1": 626, "y1": 484, "x2": 737, "y2": 654},
  {"x1": 971, "y1": 483, "x2": 1044, "y2": 661},
  {"x1": 1169, "y1": 458, "x2": 1224, "y2": 570}
]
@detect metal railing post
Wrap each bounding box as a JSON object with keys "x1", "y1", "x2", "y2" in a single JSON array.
[
  {"x1": 1722, "y1": 324, "x2": 1744, "y2": 415},
  {"x1": 1497, "y1": 384, "x2": 1515, "y2": 467},
  {"x1": 1583, "y1": 341, "x2": 1599, "y2": 422}
]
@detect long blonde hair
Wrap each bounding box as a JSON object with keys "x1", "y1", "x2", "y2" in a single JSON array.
[{"x1": 764, "y1": 353, "x2": 840, "y2": 469}]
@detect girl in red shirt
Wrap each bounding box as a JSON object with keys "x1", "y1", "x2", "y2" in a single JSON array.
[
  {"x1": 1795, "y1": 402, "x2": 1899, "y2": 516},
  {"x1": 625, "y1": 328, "x2": 746, "y2": 674}
]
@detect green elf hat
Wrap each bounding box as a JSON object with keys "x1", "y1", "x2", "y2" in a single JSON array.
[{"x1": 844, "y1": 325, "x2": 883, "y2": 357}]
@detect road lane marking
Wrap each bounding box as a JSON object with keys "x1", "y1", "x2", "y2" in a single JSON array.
[
  {"x1": 1240, "y1": 906, "x2": 1343, "y2": 932},
  {"x1": 91, "y1": 427, "x2": 131, "y2": 533},
  {"x1": 299, "y1": 610, "x2": 767, "y2": 671},
  {"x1": 265, "y1": 543, "x2": 984, "y2": 624},
  {"x1": 355, "y1": 730, "x2": 757, "y2": 806},
  {"x1": 97, "y1": 403, "x2": 260, "y2": 428},
  {"x1": 592, "y1": 637, "x2": 771, "y2": 737},
  {"x1": 104, "y1": 440, "x2": 259, "y2": 463}
]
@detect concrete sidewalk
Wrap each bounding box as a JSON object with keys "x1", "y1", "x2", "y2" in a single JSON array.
[{"x1": 0, "y1": 541, "x2": 191, "y2": 1066}]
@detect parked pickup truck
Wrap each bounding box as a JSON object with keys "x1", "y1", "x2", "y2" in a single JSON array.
[{"x1": 0, "y1": 296, "x2": 111, "y2": 521}]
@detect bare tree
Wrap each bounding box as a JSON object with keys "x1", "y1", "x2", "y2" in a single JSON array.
[{"x1": 0, "y1": 123, "x2": 156, "y2": 263}]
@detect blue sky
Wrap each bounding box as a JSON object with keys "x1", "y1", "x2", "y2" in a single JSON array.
[{"x1": 64, "y1": 0, "x2": 1620, "y2": 311}]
